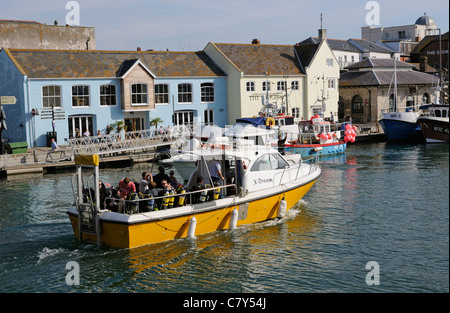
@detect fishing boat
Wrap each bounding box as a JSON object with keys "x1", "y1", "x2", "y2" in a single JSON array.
[
  {"x1": 417, "y1": 87, "x2": 449, "y2": 143},
  {"x1": 66, "y1": 144, "x2": 321, "y2": 249},
  {"x1": 378, "y1": 60, "x2": 425, "y2": 142},
  {"x1": 378, "y1": 107, "x2": 424, "y2": 142},
  {"x1": 417, "y1": 104, "x2": 449, "y2": 143},
  {"x1": 273, "y1": 113, "x2": 352, "y2": 158}
]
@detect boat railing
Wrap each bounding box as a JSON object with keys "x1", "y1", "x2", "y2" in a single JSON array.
[
  {"x1": 101, "y1": 183, "x2": 237, "y2": 215},
  {"x1": 278, "y1": 154, "x2": 318, "y2": 184}
]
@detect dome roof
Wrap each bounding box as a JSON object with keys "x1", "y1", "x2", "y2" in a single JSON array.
[{"x1": 415, "y1": 13, "x2": 436, "y2": 27}]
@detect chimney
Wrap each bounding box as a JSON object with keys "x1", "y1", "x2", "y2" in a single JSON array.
[
  {"x1": 420, "y1": 56, "x2": 428, "y2": 72},
  {"x1": 318, "y1": 29, "x2": 327, "y2": 42},
  {"x1": 137, "y1": 47, "x2": 141, "y2": 51},
  {"x1": 252, "y1": 38, "x2": 260, "y2": 44}
]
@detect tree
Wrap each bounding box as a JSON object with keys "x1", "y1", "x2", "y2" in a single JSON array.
[
  {"x1": 150, "y1": 117, "x2": 164, "y2": 128},
  {"x1": 109, "y1": 120, "x2": 127, "y2": 134}
]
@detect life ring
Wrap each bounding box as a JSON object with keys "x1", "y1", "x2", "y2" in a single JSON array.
[{"x1": 266, "y1": 117, "x2": 275, "y2": 127}]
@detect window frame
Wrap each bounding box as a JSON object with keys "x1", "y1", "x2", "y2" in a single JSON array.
[
  {"x1": 178, "y1": 83, "x2": 193, "y2": 104},
  {"x1": 246, "y1": 81, "x2": 255, "y2": 92},
  {"x1": 72, "y1": 85, "x2": 90, "y2": 107},
  {"x1": 42, "y1": 85, "x2": 62, "y2": 108},
  {"x1": 155, "y1": 83, "x2": 169, "y2": 105},
  {"x1": 201, "y1": 82, "x2": 215, "y2": 103},
  {"x1": 99, "y1": 84, "x2": 117, "y2": 106},
  {"x1": 130, "y1": 83, "x2": 148, "y2": 106}
]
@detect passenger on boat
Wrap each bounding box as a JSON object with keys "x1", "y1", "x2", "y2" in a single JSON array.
[
  {"x1": 153, "y1": 165, "x2": 170, "y2": 188},
  {"x1": 158, "y1": 179, "x2": 176, "y2": 210},
  {"x1": 168, "y1": 170, "x2": 178, "y2": 188},
  {"x1": 277, "y1": 130, "x2": 287, "y2": 155},
  {"x1": 190, "y1": 176, "x2": 206, "y2": 204},
  {"x1": 208, "y1": 159, "x2": 225, "y2": 185},
  {"x1": 118, "y1": 177, "x2": 136, "y2": 213},
  {"x1": 139, "y1": 171, "x2": 153, "y2": 194}
]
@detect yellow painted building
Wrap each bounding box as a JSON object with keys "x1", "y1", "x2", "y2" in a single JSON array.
[{"x1": 204, "y1": 31, "x2": 340, "y2": 123}]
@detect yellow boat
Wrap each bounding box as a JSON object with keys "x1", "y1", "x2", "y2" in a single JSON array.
[{"x1": 67, "y1": 145, "x2": 321, "y2": 249}]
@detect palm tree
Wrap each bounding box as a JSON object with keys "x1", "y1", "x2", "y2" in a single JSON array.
[
  {"x1": 150, "y1": 117, "x2": 164, "y2": 128},
  {"x1": 109, "y1": 120, "x2": 127, "y2": 138}
]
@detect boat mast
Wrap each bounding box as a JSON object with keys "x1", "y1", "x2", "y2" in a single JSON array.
[{"x1": 393, "y1": 54, "x2": 397, "y2": 112}]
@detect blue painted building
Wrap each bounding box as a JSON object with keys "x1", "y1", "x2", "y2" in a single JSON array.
[{"x1": 0, "y1": 48, "x2": 227, "y2": 147}]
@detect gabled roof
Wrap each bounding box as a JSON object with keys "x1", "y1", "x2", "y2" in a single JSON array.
[
  {"x1": 5, "y1": 49, "x2": 226, "y2": 79},
  {"x1": 117, "y1": 59, "x2": 156, "y2": 78},
  {"x1": 294, "y1": 43, "x2": 319, "y2": 70},
  {"x1": 211, "y1": 43, "x2": 304, "y2": 75}
]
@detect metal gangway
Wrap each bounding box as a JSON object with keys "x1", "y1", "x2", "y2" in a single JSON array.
[{"x1": 46, "y1": 126, "x2": 193, "y2": 163}]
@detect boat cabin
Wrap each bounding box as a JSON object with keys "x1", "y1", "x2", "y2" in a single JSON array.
[{"x1": 419, "y1": 104, "x2": 449, "y2": 118}]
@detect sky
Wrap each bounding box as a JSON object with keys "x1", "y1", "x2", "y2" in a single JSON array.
[{"x1": 2, "y1": 0, "x2": 449, "y2": 52}]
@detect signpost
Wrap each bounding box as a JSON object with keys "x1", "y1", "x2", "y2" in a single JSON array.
[
  {"x1": 0, "y1": 96, "x2": 16, "y2": 154},
  {"x1": 0, "y1": 96, "x2": 17, "y2": 105},
  {"x1": 40, "y1": 104, "x2": 66, "y2": 147}
]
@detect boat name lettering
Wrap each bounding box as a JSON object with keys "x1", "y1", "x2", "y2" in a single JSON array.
[
  {"x1": 432, "y1": 125, "x2": 449, "y2": 134},
  {"x1": 253, "y1": 177, "x2": 273, "y2": 185},
  {"x1": 390, "y1": 114, "x2": 399, "y2": 118}
]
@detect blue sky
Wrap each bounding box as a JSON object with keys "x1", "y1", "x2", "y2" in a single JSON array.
[{"x1": 3, "y1": 0, "x2": 449, "y2": 51}]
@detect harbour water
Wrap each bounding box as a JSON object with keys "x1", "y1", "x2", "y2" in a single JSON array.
[{"x1": 0, "y1": 142, "x2": 448, "y2": 293}]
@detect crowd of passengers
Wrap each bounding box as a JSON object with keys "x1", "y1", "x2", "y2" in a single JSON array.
[{"x1": 91, "y1": 165, "x2": 226, "y2": 214}]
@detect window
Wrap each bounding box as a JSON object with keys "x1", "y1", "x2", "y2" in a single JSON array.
[
  {"x1": 155, "y1": 84, "x2": 169, "y2": 104},
  {"x1": 174, "y1": 111, "x2": 194, "y2": 126},
  {"x1": 406, "y1": 95, "x2": 414, "y2": 108},
  {"x1": 277, "y1": 81, "x2": 285, "y2": 91},
  {"x1": 250, "y1": 153, "x2": 289, "y2": 171},
  {"x1": 100, "y1": 85, "x2": 116, "y2": 106},
  {"x1": 246, "y1": 81, "x2": 255, "y2": 92},
  {"x1": 131, "y1": 83, "x2": 148, "y2": 105},
  {"x1": 328, "y1": 79, "x2": 336, "y2": 89},
  {"x1": 326, "y1": 58, "x2": 334, "y2": 67},
  {"x1": 178, "y1": 83, "x2": 192, "y2": 103},
  {"x1": 42, "y1": 85, "x2": 61, "y2": 108},
  {"x1": 201, "y1": 83, "x2": 215, "y2": 102},
  {"x1": 204, "y1": 109, "x2": 214, "y2": 125},
  {"x1": 72, "y1": 85, "x2": 90, "y2": 107},
  {"x1": 352, "y1": 95, "x2": 364, "y2": 113},
  {"x1": 292, "y1": 107, "x2": 300, "y2": 118},
  {"x1": 262, "y1": 81, "x2": 271, "y2": 91},
  {"x1": 291, "y1": 81, "x2": 299, "y2": 90}
]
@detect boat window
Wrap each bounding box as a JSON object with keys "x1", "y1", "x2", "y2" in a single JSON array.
[
  {"x1": 435, "y1": 110, "x2": 441, "y2": 117},
  {"x1": 250, "y1": 154, "x2": 271, "y2": 171},
  {"x1": 250, "y1": 153, "x2": 288, "y2": 171},
  {"x1": 442, "y1": 110, "x2": 447, "y2": 118},
  {"x1": 270, "y1": 153, "x2": 289, "y2": 169}
]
